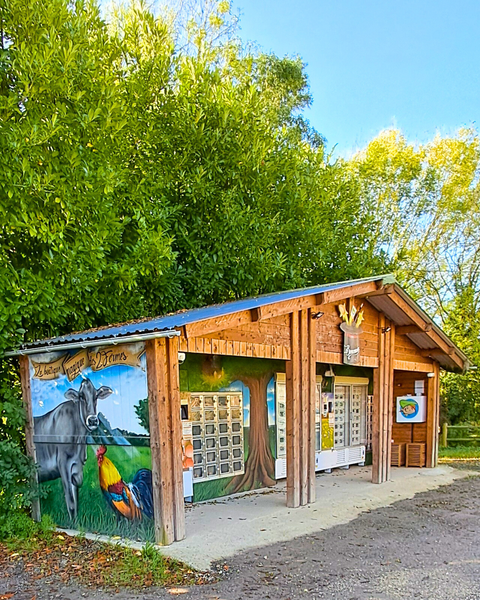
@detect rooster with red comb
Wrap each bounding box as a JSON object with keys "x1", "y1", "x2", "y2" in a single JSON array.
[{"x1": 96, "y1": 445, "x2": 153, "y2": 520}]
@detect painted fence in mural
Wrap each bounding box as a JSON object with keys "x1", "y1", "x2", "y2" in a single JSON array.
[{"x1": 30, "y1": 343, "x2": 154, "y2": 541}]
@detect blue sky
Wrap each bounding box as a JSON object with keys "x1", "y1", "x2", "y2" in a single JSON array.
[{"x1": 234, "y1": 0, "x2": 480, "y2": 155}]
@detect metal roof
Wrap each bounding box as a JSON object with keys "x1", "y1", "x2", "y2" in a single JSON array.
[
  {"x1": 12, "y1": 274, "x2": 394, "y2": 352},
  {"x1": 6, "y1": 272, "x2": 469, "y2": 373}
]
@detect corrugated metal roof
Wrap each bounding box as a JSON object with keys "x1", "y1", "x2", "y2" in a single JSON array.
[
  {"x1": 8, "y1": 273, "x2": 469, "y2": 373},
  {"x1": 17, "y1": 274, "x2": 394, "y2": 351}
]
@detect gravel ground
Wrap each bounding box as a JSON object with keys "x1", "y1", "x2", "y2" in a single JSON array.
[{"x1": 3, "y1": 475, "x2": 480, "y2": 600}]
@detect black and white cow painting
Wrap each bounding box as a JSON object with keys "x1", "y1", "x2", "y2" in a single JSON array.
[{"x1": 34, "y1": 378, "x2": 113, "y2": 520}]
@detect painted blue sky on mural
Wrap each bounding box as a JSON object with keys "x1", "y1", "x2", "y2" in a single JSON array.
[{"x1": 30, "y1": 350, "x2": 148, "y2": 435}]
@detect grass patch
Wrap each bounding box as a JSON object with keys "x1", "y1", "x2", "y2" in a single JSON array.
[
  {"x1": 438, "y1": 446, "x2": 480, "y2": 459},
  {"x1": 0, "y1": 526, "x2": 211, "y2": 590}
]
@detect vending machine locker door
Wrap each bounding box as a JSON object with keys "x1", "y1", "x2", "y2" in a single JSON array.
[
  {"x1": 334, "y1": 385, "x2": 349, "y2": 448},
  {"x1": 350, "y1": 385, "x2": 365, "y2": 446}
]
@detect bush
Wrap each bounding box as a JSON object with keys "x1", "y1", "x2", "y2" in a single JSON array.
[
  {"x1": 0, "y1": 440, "x2": 37, "y2": 530},
  {"x1": 0, "y1": 511, "x2": 54, "y2": 541}
]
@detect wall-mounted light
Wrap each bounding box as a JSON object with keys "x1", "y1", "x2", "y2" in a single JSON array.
[
  {"x1": 311, "y1": 311, "x2": 324, "y2": 320},
  {"x1": 382, "y1": 326, "x2": 392, "y2": 333},
  {"x1": 178, "y1": 352, "x2": 186, "y2": 364},
  {"x1": 426, "y1": 371, "x2": 435, "y2": 378}
]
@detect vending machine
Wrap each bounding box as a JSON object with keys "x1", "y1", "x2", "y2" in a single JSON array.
[
  {"x1": 274, "y1": 374, "x2": 368, "y2": 477},
  {"x1": 316, "y1": 376, "x2": 368, "y2": 471}
]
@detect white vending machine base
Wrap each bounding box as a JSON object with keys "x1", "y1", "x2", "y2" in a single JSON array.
[{"x1": 315, "y1": 446, "x2": 366, "y2": 472}]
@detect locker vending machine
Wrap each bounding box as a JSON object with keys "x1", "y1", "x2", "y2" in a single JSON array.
[
  {"x1": 315, "y1": 377, "x2": 368, "y2": 471},
  {"x1": 275, "y1": 374, "x2": 368, "y2": 477}
]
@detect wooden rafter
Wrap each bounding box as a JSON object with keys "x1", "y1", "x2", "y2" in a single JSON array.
[
  {"x1": 396, "y1": 324, "x2": 432, "y2": 335},
  {"x1": 389, "y1": 292, "x2": 464, "y2": 370}
]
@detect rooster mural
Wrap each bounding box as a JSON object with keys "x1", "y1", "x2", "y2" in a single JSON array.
[{"x1": 96, "y1": 446, "x2": 154, "y2": 520}]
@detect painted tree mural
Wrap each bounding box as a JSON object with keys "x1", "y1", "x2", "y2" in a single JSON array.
[
  {"x1": 183, "y1": 354, "x2": 280, "y2": 498},
  {"x1": 227, "y1": 370, "x2": 275, "y2": 493}
]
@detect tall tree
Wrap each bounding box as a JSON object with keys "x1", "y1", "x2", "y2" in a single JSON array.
[
  {"x1": 347, "y1": 128, "x2": 480, "y2": 422},
  {"x1": 0, "y1": 0, "x2": 390, "y2": 520}
]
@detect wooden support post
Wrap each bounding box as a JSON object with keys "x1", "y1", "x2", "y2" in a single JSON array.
[
  {"x1": 168, "y1": 336, "x2": 186, "y2": 541},
  {"x1": 286, "y1": 311, "x2": 301, "y2": 508},
  {"x1": 299, "y1": 309, "x2": 309, "y2": 505},
  {"x1": 372, "y1": 316, "x2": 394, "y2": 484},
  {"x1": 286, "y1": 310, "x2": 316, "y2": 508},
  {"x1": 19, "y1": 355, "x2": 41, "y2": 522},
  {"x1": 308, "y1": 308, "x2": 317, "y2": 505},
  {"x1": 426, "y1": 362, "x2": 441, "y2": 468},
  {"x1": 385, "y1": 323, "x2": 395, "y2": 480},
  {"x1": 146, "y1": 337, "x2": 185, "y2": 545}
]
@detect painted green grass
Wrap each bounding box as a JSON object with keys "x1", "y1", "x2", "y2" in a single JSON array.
[
  {"x1": 438, "y1": 446, "x2": 480, "y2": 459},
  {"x1": 40, "y1": 445, "x2": 155, "y2": 542}
]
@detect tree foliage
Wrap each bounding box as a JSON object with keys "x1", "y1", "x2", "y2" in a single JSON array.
[
  {"x1": 0, "y1": 0, "x2": 385, "y2": 517},
  {"x1": 347, "y1": 128, "x2": 480, "y2": 423}
]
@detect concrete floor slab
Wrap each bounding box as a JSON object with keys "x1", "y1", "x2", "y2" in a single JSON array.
[{"x1": 159, "y1": 465, "x2": 472, "y2": 570}]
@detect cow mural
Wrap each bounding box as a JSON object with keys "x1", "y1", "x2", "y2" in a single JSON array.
[
  {"x1": 29, "y1": 343, "x2": 153, "y2": 541},
  {"x1": 34, "y1": 378, "x2": 113, "y2": 519}
]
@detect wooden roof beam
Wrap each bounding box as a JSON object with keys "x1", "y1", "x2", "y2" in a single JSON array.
[
  {"x1": 184, "y1": 309, "x2": 255, "y2": 339},
  {"x1": 396, "y1": 324, "x2": 432, "y2": 335},
  {"x1": 359, "y1": 283, "x2": 395, "y2": 298},
  {"x1": 389, "y1": 291, "x2": 464, "y2": 370},
  {"x1": 253, "y1": 295, "x2": 322, "y2": 321},
  {"x1": 321, "y1": 281, "x2": 380, "y2": 305},
  {"x1": 421, "y1": 348, "x2": 455, "y2": 358}
]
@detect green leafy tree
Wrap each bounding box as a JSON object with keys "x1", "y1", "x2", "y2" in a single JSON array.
[
  {"x1": 0, "y1": 0, "x2": 389, "y2": 520},
  {"x1": 347, "y1": 128, "x2": 480, "y2": 422}
]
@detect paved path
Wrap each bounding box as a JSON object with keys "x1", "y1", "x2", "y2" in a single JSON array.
[
  {"x1": 161, "y1": 464, "x2": 471, "y2": 570},
  {"x1": 5, "y1": 471, "x2": 480, "y2": 600}
]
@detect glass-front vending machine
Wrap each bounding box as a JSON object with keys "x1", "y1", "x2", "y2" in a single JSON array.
[{"x1": 316, "y1": 376, "x2": 368, "y2": 471}]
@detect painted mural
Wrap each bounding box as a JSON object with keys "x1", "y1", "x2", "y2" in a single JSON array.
[
  {"x1": 179, "y1": 354, "x2": 281, "y2": 502},
  {"x1": 30, "y1": 343, "x2": 154, "y2": 542}
]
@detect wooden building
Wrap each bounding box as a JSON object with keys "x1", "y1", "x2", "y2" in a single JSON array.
[{"x1": 10, "y1": 275, "x2": 468, "y2": 545}]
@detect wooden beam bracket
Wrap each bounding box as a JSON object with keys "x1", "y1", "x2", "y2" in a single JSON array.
[{"x1": 396, "y1": 324, "x2": 432, "y2": 335}]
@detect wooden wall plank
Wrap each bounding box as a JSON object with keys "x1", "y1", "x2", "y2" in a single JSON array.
[
  {"x1": 316, "y1": 350, "x2": 379, "y2": 368},
  {"x1": 393, "y1": 360, "x2": 434, "y2": 372}
]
